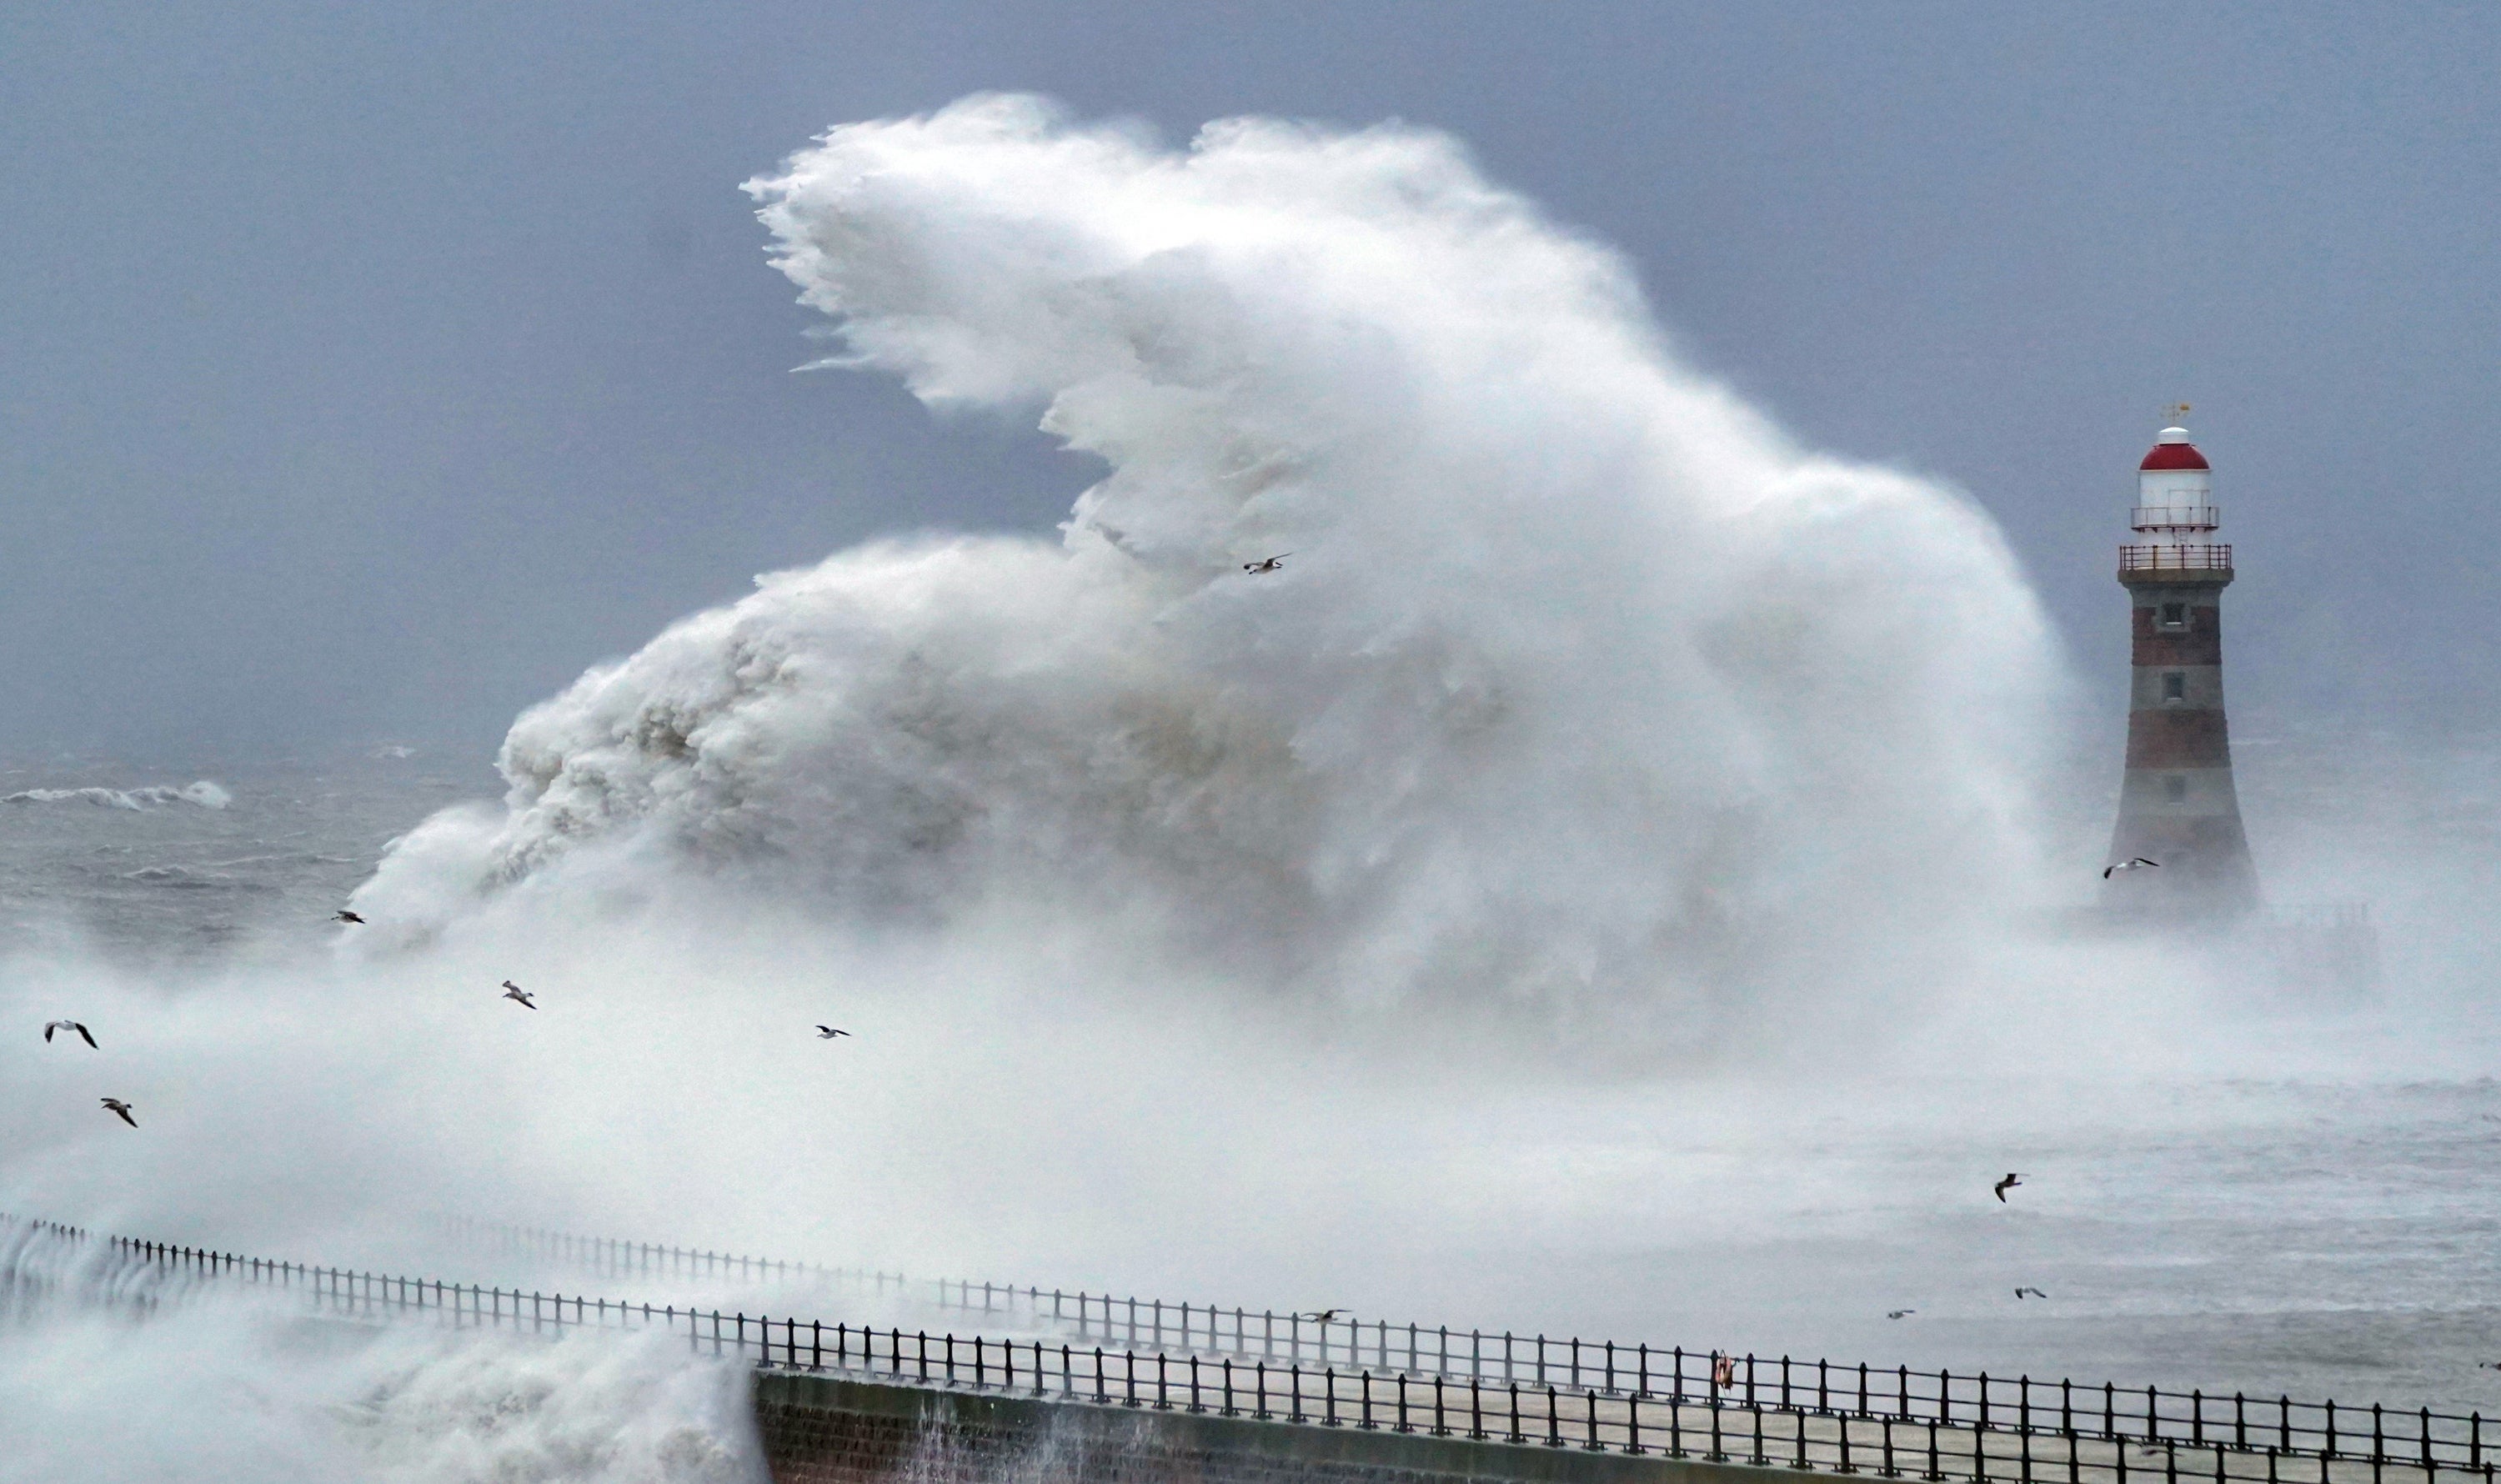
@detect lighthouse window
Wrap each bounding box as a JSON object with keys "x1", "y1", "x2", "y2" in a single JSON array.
[
  {"x1": 2162, "y1": 672, "x2": 2187, "y2": 702},
  {"x1": 2159, "y1": 603, "x2": 2187, "y2": 627},
  {"x1": 2163, "y1": 775, "x2": 2188, "y2": 803}
]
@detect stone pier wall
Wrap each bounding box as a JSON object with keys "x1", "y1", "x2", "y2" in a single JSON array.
[{"x1": 756, "y1": 1373, "x2": 1811, "y2": 1484}]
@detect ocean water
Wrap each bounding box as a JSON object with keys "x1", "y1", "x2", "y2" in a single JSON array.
[{"x1": 0, "y1": 750, "x2": 485, "y2": 964}]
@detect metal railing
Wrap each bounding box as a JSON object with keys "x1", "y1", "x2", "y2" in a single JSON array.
[
  {"x1": 442, "y1": 1216, "x2": 907, "y2": 1295},
  {"x1": 28, "y1": 1213, "x2": 2490, "y2": 1484},
  {"x1": 2130, "y1": 506, "x2": 2221, "y2": 530},
  {"x1": 2119, "y1": 544, "x2": 2233, "y2": 572}
]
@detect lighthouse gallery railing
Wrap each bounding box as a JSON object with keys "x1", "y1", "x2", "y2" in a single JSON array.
[{"x1": 2120, "y1": 544, "x2": 2233, "y2": 572}]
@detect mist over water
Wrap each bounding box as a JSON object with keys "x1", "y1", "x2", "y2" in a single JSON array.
[{"x1": 7, "y1": 95, "x2": 2501, "y2": 1473}]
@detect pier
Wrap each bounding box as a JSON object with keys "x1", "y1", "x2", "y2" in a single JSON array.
[{"x1": 6, "y1": 1215, "x2": 2489, "y2": 1484}]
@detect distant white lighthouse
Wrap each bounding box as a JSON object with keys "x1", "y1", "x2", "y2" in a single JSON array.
[{"x1": 2103, "y1": 414, "x2": 2260, "y2": 916}]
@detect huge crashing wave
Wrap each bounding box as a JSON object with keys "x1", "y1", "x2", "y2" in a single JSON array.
[{"x1": 358, "y1": 94, "x2": 2064, "y2": 1028}]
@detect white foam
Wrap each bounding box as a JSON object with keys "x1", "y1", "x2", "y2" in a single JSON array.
[
  {"x1": 3, "y1": 782, "x2": 230, "y2": 811},
  {"x1": 353, "y1": 95, "x2": 2064, "y2": 1039}
]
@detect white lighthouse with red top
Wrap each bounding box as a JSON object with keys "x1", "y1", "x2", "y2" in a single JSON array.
[{"x1": 2103, "y1": 414, "x2": 2261, "y2": 917}]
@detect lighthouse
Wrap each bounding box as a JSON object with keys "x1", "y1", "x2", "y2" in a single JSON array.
[{"x1": 2103, "y1": 416, "x2": 2261, "y2": 916}]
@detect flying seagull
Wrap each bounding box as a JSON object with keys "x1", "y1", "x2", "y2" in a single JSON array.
[
  {"x1": 815, "y1": 1025, "x2": 850, "y2": 1040},
  {"x1": 501, "y1": 980, "x2": 535, "y2": 1009},
  {"x1": 2014, "y1": 1286, "x2": 2048, "y2": 1300},
  {"x1": 100, "y1": 1098, "x2": 137, "y2": 1127},
  {"x1": 1886, "y1": 1310, "x2": 1915, "y2": 1320},
  {"x1": 334, "y1": 910, "x2": 366, "y2": 924},
  {"x1": 43, "y1": 1020, "x2": 97, "y2": 1049},
  {"x1": 1994, "y1": 1172, "x2": 2023, "y2": 1202},
  {"x1": 1296, "y1": 1310, "x2": 1342, "y2": 1323},
  {"x1": 2103, "y1": 858, "x2": 2161, "y2": 879},
  {"x1": 1241, "y1": 554, "x2": 1291, "y2": 574}
]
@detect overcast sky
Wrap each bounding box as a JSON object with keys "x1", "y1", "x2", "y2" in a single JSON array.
[{"x1": 4, "y1": 2, "x2": 2495, "y2": 761}]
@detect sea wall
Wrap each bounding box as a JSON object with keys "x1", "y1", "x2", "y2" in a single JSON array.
[{"x1": 755, "y1": 1372, "x2": 1812, "y2": 1484}]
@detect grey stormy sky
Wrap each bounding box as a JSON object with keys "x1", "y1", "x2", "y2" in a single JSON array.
[{"x1": 3, "y1": 2, "x2": 2496, "y2": 760}]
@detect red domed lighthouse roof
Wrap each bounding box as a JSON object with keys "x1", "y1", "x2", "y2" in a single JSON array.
[{"x1": 2141, "y1": 427, "x2": 2209, "y2": 471}]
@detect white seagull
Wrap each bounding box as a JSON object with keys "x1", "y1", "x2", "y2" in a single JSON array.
[
  {"x1": 501, "y1": 980, "x2": 535, "y2": 1010},
  {"x1": 1241, "y1": 554, "x2": 1291, "y2": 574},
  {"x1": 100, "y1": 1098, "x2": 137, "y2": 1127},
  {"x1": 43, "y1": 1020, "x2": 97, "y2": 1049},
  {"x1": 2103, "y1": 858, "x2": 2161, "y2": 879},
  {"x1": 815, "y1": 1025, "x2": 850, "y2": 1040}
]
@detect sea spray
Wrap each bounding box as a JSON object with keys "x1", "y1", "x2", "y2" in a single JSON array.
[
  {"x1": 0, "y1": 1270, "x2": 764, "y2": 1483},
  {"x1": 355, "y1": 95, "x2": 2067, "y2": 1043}
]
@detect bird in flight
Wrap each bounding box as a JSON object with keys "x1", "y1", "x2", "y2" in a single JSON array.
[
  {"x1": 1296, "y1": 1310, "x2": 1342, "y2": 1323},
  {"x1": 100, "y1": 1098, "x2": 137, "y2": 1127},
  {"x1": 2014, "y1": 1286, "x2": 2048, "y2": 1300},
  {"x1": 1994, "y1": 1172, "x2": 2024, "y2": 1202},
  {"x1": 2103, "y1": 858, "x2": 2161, "y2": 879},
  {"x1": 1886, "y1": 1310, "x2": 1915, "y2": 1320},
  {"x1": 334, "y1": 910, "x2": 366, "y2": 924},
  {"x1": 43, "y1": 1020, "x2": 96, "y2": 1049},
  {"x1": 1241, "y1": 554, "x2": 1291, "y2": 574},
  {"x1": 501, "y1": 980, "x2": 535, "y2": 1009},
  {"x1": 816, "y1": 1025, "x2": 850, "y2": 1040}
]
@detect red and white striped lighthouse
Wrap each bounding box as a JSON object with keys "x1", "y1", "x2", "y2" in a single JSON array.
[{"x1": 2104, "y1": 416, "x2": 2261, "y2": 916}]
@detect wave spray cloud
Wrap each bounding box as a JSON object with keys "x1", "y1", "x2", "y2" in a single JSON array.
[{"x1": 362, "y1": 95, "x2": 2065, "y2": 1045}]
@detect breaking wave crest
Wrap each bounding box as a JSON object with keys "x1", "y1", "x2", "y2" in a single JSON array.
[
  {"x1": 357, "y1": 94, "x2": 2066, "y2": 1036},
  {"x1": 4, "y1": 783, "x2": 231, "y2": 811}
]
